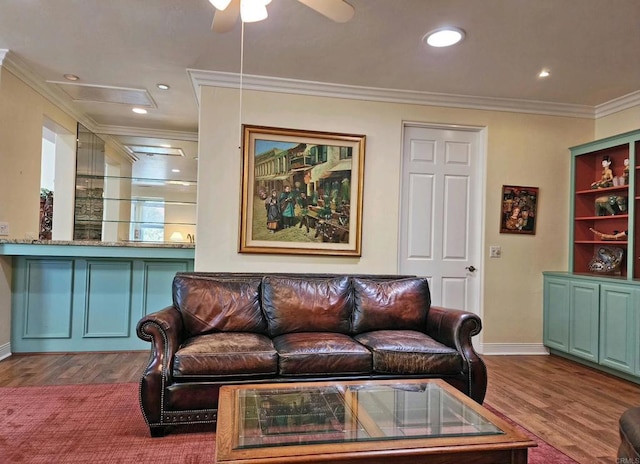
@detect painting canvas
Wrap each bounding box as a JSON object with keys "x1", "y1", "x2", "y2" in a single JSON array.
[
  {"x1": 500, "y1": 185, "x2": 538, "y2": 234},
  {"x1": 239, "y1": 125, "x2": 365, "y2": 256}
]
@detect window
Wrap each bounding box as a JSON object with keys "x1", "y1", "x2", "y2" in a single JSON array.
[{"x1": 130, "y1": 200, "x2": 165, "y2": 242}]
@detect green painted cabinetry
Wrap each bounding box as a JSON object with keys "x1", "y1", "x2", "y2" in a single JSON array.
[
  {"x1": 543, "y1": 130, "x2": 640, "y2": 384},
  {"x1": 1, "y1": 241, "x2": 194, "y2": 353},
  {"x1": 543, "y1": 273, "x2": 638, "y2": 382},
  {"x1": 599, "y1": 283, "x2": 635, "y2": 374}
]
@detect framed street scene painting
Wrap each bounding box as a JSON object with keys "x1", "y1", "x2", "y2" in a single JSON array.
[
  {"x1": 239, "y1": 125, "x2": 366, "y2": 256},
  {"x1": 500, "y1": 185, "x2": 538, "y2": 234}
]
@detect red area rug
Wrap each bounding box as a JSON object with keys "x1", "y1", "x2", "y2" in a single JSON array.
[{"x1": 0, "y1": 383, "x2": 577, "y2": 463}]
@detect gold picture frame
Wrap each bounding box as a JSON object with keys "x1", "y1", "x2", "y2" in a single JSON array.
[{"x1": 239, "y1": 125, "x2": 365, "y2": 256}]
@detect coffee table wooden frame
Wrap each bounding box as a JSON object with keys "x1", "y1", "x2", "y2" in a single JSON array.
[{"x1": 216, "y1": 379, "x2": 536, "y2": 464}]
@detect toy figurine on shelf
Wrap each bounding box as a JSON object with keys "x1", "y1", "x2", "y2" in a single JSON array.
[
  {"x1": 590, "y1": 156, "x2": 614, "y2": 189},
  {"x1": 589, "y1": 228, "x2": 628, "y2": 241},
  {"x1": 623, "y1": 158, "x2": 630, "y2": 185}
]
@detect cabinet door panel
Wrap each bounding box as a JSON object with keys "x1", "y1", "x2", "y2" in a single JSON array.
[
  {"x1": 543, "y1": 277, "x2": 570, "y2": 351},
  {"x1": 599, "y1": 284, "x2": 635, "y2": 373},
  {"x1": 569, "y1": 282, "x2": 600, "y2": 361}
]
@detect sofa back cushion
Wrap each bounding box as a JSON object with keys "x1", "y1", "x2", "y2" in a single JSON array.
[
  {"x1": 351, "y1": 277, "x2": 430, "y2": 334},
  {"x1": 173, "y1": 275, "x2": 267, "y2": 336},
  {"x1": 262, "y1": 276, "x2": 352, "y2": 337}
]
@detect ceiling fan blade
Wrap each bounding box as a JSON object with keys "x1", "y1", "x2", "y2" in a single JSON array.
[
  {"x1": 297, "y1": 0, "x2": 355, "y2": 23},
  {"x1": 212, "y1": 0, "x2": 240, "y2": 33}
]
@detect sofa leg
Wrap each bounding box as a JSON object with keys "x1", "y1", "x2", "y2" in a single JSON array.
[{"x1": 149, "y1": 426, "x2": 167, "y2": 437}]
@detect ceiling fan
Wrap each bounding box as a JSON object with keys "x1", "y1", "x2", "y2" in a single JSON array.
[{"x1": 209, "y1": 0, "x2": 355, "y2": 33}]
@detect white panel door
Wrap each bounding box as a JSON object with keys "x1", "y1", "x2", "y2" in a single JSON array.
[{"x1": 399, "y1": 124, "x2": 482, "y2": 315}]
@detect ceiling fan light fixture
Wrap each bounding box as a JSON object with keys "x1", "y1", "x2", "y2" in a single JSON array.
[
  {"x1": 423, "y1": 27, "x2": 466, "y2": 47},
  {"x1": 240, "y1": 0, "x2": 268, "y2": 23},
  {"x1": 209, "y1": 0, "x2": 232, "y2": 10}
]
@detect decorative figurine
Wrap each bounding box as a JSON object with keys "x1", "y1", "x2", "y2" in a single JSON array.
[
  {"x1": 588, "y1": 246, "x2": 624, "y2": 274},
  {"x1": 591, "y1": 156, "x2": 614, "y2": 189},
  {"x1": 594, "y1": 195, "x2": 627, "y2": 216},
  {"x1": 589, "y1": 228, "x2": 628, "y2": 241},
  {"x1": 623, "y1": 158, "x2": 630, "y2": 185}
]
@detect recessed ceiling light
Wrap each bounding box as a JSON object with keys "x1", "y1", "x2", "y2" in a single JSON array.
[
  {"x1": 132, "y1": 107, "x2": 147, "y2": 114},
  {"x1": 538, "y1": 69, "x2": 550, "y2": 78},
  {"x1": 157, "y1": 83, "x2": 170, "y2": 90},
  {"x1": 63, "y1": 74, "x2": 80, "y2": 81},
  {"x1": 423, "y1": 27, "x2": 466, "y2": 47},
  {"x1": 172, "y1": 169, "x2": 180, "y2": 173},
  {"x1": 160, "y1": 144, "x2": 171, "y2": 148}
]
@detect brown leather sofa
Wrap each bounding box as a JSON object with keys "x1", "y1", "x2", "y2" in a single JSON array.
[
  {"x1": 619, "y1": 406, "x2": 640, "y2": 461},
  {"x1": 136, "y1": 272, "x2": 487, "y2": 437}
]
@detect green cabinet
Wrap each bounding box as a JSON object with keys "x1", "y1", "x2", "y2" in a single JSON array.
[
  {"x1": 543, "y1": 276, "x2": 599, "y2": 362},
  {"x1": 543, "y1": 277, "x2": 570, "y2": 351},
  {"x1": 543, "y1": 273, "x2": 639, "y2": 381},
  {"x1": 569, "y1": 281, "x2": 599, "y2": 362},
  {"x1": 599, "y1": 283, "x2": 636, "y2": 374},
  {"x1": 543, "y1": 130, "x2": 640, "y2": 384},
  {"x1": 2, "y1": 242, "x2": 195, "y2": 353}
]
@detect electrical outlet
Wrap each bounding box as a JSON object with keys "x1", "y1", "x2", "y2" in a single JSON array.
[
  {"x1": 489, "y1": 246, "x2": 501, "y2": 258},
  {"x1": 0, "y1": 222, "x2": 8, "y2": 236}
]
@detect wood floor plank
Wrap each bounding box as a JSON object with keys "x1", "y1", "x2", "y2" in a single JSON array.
[
  {"x1": 483, "y1": 354, "x2": 639, "y2": 463},
  {"x1": 0, "y1": 351, "x2": 636, "y2": 462}
]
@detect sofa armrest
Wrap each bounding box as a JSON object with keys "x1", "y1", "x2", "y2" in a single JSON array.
[
  {"x1": 136, "y1": 306, "x2": 184, "y2": 426},
  {"x1": 426, "y1": 305, "x2": 487, "y2": 403}
]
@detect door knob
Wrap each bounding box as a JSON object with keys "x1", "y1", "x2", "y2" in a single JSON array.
[{"x1": 465, "y1": 265, "x2": 477, "y2": 272}]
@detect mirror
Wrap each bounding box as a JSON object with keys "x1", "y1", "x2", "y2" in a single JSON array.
[{"x1": 74, "y1": 124, "x2": 198, "y2": 244}]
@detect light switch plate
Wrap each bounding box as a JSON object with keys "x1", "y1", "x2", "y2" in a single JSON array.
[
  {"x1": 489, "y1": 246, "x2": 501, "y2": 258},
  {"x1": 0, "y1": 222, "x2": 8, "y2": 236}
]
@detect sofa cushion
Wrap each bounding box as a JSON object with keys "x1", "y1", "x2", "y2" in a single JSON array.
[
  {"x1": 354, "y1": 330, "x2": 462, "y2": 375},
  {"x1": 273, "y1": 332, "x2": 372, "y2": 375},
  {"x1": 173, "y1": 332, "x2": 277, "y2": 378},
  {"x1": 351, "y1": 277, "x2": 430, "y2": 334},
  {"x1": 173, "y1": 275, "x2": 266, "y2": 336},
  {"x1": 262, "y1": 276, "x2": 352, "y2": 337}
]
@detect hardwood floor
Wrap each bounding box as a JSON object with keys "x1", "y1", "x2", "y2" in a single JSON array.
[
  {"x1": 0, "y1": 351, "x2": 636, "y2": 462},
  {"x1": 483, "y1": 355, "x2": 638, "y2": 463}
]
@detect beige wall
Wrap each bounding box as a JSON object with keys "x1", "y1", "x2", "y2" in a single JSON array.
[
  {"x1": 196, "y1": 86, "x2": 594, "y2": 348},
  {"x1": 595, "y1": 106, "x2": 640, "y2": 139},
  {"x1": 0, "y1": 69, "x2": 77, "y2": 238},
  {"x1": 0, "y1": 67, "x2": 78, "y2": 350}
]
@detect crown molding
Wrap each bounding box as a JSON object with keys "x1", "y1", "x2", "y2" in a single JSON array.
[
  {"x1": 188, "y1": 69, "x2": 596, "y2": 119},
  {"x1": 0, "y1": 49, "x2": 8, "y2": 66},
  {"x1": 1, "y1": 50, "x2": 102, "y2": 133},
  {"x1": 595, "y1": 90, "x2": 640, "y2": 118}
]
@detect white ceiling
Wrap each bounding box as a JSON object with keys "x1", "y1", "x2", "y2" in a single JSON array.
[{"x1": 1, "y1": 0, "x2": 639, "y2": 139}]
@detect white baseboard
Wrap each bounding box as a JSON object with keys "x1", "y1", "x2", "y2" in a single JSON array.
[
  {"x1": 0, "y1": 342, "x2": 11, "y2": 361},
  {"x1": 479, "y1": 343, "x2": 549, "y2": 355}
]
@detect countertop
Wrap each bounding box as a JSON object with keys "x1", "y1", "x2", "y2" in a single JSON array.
[
  {"x1": 0, "y1": 239, "x2": 195, "y2": 248},
  {"x1": 0, "y1": 239, "x2": 196, "y2": 258}
]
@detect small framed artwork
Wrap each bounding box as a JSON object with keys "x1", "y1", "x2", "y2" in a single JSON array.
[
  {"x1": 500, "y1": 185, "x2": 539, "y2": 235},
  {"x1": 239, "y1": 125, "x2": 366, "y2": 256}
]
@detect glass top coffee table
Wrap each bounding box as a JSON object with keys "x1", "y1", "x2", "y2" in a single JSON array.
[{"x1": 215, "y1": 379, "x2": 536, "y2": 464}]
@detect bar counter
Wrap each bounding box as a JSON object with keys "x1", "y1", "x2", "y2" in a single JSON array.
[{"x1": 0, "y1": 240, "x2": 195, "y2": 353}]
